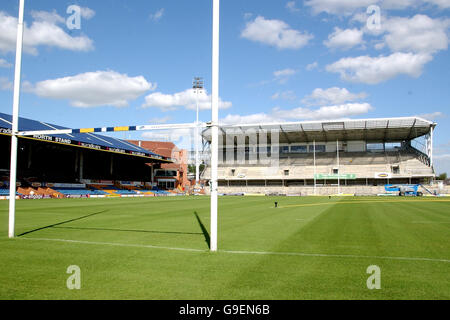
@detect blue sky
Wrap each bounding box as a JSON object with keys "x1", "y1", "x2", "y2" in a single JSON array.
[{"x1": 0, "y1": 0, "x2": 449, "y2": 173}]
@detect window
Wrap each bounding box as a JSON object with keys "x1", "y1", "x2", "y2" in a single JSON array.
[
  {"x1": 154, "y1": 170, "x2": 177, "y2": 177},
  {"x1": 367, "y1": 143, "x2": 384, "y2": 152},
  {"x1": 230, "y1": 169, "x2": 235, "y2": 176},
  {"x1": 333, "y1": 168, "x2": 339, "y2": 174},
  {"x1": 284, "y1": 170, "x2": 289, "y2": 176},
  {"x1": 309, "y1": 145, "x2": 325, "y2": 152},
  {"x1": 291, "y1": 145, "x2": 307, "y2": 153},
  {"x1": 392, "y1": 166, "x2": 400, "y2": 174},
  {"x1": 385, "y1": 142, "x2": 402, "y2": 151},
  {"x1": 280, "y1": 146, "x2": 290, "y2": 154}
]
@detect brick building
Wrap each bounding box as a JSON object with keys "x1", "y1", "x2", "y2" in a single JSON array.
[{"x1": 128, "y1": 140, "x2": 190, "y2": 190}]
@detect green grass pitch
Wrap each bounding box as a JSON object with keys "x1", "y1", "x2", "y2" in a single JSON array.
[{"x1": 0, "y1": 196, "x2": 449, "y2": 300}]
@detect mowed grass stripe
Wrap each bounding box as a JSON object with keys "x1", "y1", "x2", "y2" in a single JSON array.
[
  {"x1": 279, "y1": 198, "x2": 450, "y2": 209},
  {"x1": 1, "y1": 196, "x2": 449, "y2": 299},
  {"x1": 16, "y1": 237, "x2": 450, "y2": 263}
]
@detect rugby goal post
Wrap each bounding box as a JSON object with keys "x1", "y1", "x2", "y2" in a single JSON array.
[{"x1": 7, "y1": 0, "x2": 221, "y2": 253}]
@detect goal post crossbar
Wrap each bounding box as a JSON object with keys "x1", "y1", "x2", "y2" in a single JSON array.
[
  {"x1": 8, "y1": 0, "x2": 221, "y2": 254},
  {"x1": 16, "y1": 122, "x2": 208, "y2": 137}
]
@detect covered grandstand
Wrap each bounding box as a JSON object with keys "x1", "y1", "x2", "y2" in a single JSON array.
[
  {"x1": 202, "y1": 117, "x2": 438, "y2": 195},
  {"x1": 0, "y1": 112, "x2": 177, "y2": 198}
]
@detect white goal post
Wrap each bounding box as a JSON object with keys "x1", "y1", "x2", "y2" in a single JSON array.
[{"x1": 7, "y1": 0, "x2": 221, "y2": 253}]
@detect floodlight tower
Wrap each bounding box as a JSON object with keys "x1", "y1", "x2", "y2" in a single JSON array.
[{"x1": 193, "y1": 77, "x2": 204, "y2": 187}]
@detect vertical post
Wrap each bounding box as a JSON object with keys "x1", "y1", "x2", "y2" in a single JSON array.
[
  {"x1": 8, "y1": 0, "x2": 25, "y2": 239},
  {"x1": 195, "y1": 89, "x2": 200, "y2": 185},
  {"x1": 313, "y1": 140, "x2": 316, "y2": 195},
  {"x1": 193, "y1": 77, "x2": 203, "y2": 186},
  {"x1": 337, "y1": 139, "x2": 340, "y2": 195},
  {"x1": 429, "y1": 126, "x2": 433, "y2": 168},
  {"x1": 210, "y1": 0, "x2": 220, "y2": 252},
  {"x1": 79, "y1": 152, "x2": 84, "y2": 181}
]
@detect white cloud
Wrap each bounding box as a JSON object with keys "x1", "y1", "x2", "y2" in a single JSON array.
[
  {"x1": 0, "y1": 77, "x2": 12, "y2": 91},
  {"x1": 273, "y1": 68, "x2": 297, "y2": 78},
  {"x1": 271, "y1": 90, "x2": 297, "y2": 101},
  {"x1": 30, "y1": 10, "x2": 65, "y2": 24},
  {"x1": 0, "y1": 58, "x2": 12, "y2": 68},
  {"x1": 80, "y1": 7, "x2": 96, "y2": 20},
  {"x1": 344, "y1": 14, "x2": 449, "y2": 84},
  {"x1": 324, "y1": 27, "x2": 364, "y2": 50},
  {"x1": 244, "y1": 13, "x2": 253, "y2": 20},
  {"x1": 0, "y1": 10, "x2": 94, "y2": 55},
  {"x1": 30, "y1": 71, "x2": 154, "y2": 108},
  {"x1": 150, "y1": 8, "x2": 165, "y2": 22},
  {"x1": 286, "y1": 1, "x2": 301, "y2": 12},
  {"x1": 141, "y1": 128, "x2": 196, "y2": 151},
  {"x1": 142, "y1": 88, "x2": 232, "y2": 111},
  {"x1": 381, "y1": 15, "x2": 450, "y2": 55},
  {"x1": 149, "y1": 116, "x2": 172, "y2": 124},
  {"x1": 272, "y1": 103, "x2": 373, "y2": 121},
  {"x1": 273, "y1": 68, "x2": 298, "y2": 83},
  {"x1": 306, "y1": 0, "x2": 450, "y2": 15},
  {"x1": 306, "y1": 61, "x2": 318, "y2": 71},
  {"x1": 417, "y1": 112, "x2": 446, "y2": 121},
  {"x1": 425, "y1": 0, "x2": 450, "y2": 9},
  {"x1": 381, "y1": 0, "x2": 420, "y2": 10},
  {"x1": 222, "y1": 103, "x2": 373, "y2": 125},
  {"x1": 141, "y1": 128, "x2": 190, "y2": 142},
  {"x1": 302, "y1": 87, "x2": 367, "y2": 106},
  {"x1": 221, "y1": 113, "x2": 282, "y2": 125},
  {"x1": 305, "y1": 0, "x2": 376, "y2": 15},
  {"x1": 326, "y1": 52, "x2": 433, "y2": 84},
  {"x1": 241, "y1": 16, "x2": 313, "y2": 50}
]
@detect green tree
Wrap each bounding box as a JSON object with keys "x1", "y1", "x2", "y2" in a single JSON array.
[{"x1": 437, "y1": 173, "x2": 447, "y2": 180}]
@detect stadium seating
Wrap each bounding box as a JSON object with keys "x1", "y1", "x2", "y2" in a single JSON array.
[
  {"x1": 203, "y1": 147, "x2": 435, "y2": 195},
  {"x1": 0, "y1": 187, "x2": 22, "y2": 197},
  {"x1": 52, "y1": 187, "x2": 107, "y2": 196}
]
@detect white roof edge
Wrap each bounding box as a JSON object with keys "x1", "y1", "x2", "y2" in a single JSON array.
[{"x1": 218, "y1": 116, "x2": 435, "y2": 128}]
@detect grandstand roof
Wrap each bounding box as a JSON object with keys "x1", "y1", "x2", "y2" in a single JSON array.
[
  {"x1": 0, "y1": 112, "x2": 170, "y2": 161},
  {"x1": 202, "y1": 117, "x2": 436, "y2": 144},
  {"x1": 127, "y1": 140, "x2": 178, "y2": 158}
]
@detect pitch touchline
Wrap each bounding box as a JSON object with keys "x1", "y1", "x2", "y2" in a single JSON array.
[
  {"x1": 18, "y1": 237, "x2": 450, "y2": 264},
  {"x1": 220, "y1": 250, "x2": 450, "y2": 263},
  {"x1": 411, "y1": 221, "x2": 450, "y2": 224},
  {"x1": 19, "y1": 237, "x2": 205, "y2": 253},
  {"x1": 279, "y1": 199, "x2": 450, "y2": 209}
]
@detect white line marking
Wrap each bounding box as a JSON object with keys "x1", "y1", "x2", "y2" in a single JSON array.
[
  {"x1": 411, "y1": 221, "x2": 450, "y2": 224},
  {"x1": 220, "y1": 250, "x2": 450, "y2": 263},
  {"x1": 19, "y1": 237, "x2": 205, "y2": 253},
  {"x1": 17, "y1": 237, "x2": 450, "y2": 263}
]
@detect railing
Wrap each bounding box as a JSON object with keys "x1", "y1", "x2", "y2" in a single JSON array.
[{"x1": 405, "y1": 145, "x2": 430, "y2": 167}]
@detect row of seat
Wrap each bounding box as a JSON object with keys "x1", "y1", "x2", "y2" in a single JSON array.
[{"x1": 0, "y1": 188, "x2": 22, "y2": 196}]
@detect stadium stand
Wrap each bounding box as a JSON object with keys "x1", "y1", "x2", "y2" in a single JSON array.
[
  {"x1": 0, "y1": 113, "x2": 186, "y2": 198},
  {"x1": 202, "y1": 117, "x2": 438, "y2": 196}
]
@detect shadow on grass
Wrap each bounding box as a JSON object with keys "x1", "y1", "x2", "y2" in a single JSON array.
[
  {"x1": 17, "y1": 210, "x2": 109, "y2": 237},
  {"x1": 51, "y1": 226, "x2": 203, "y2": 236},
  {"x1": 194, "y1": 211, "x2": 210, "y2": 249},
  {"x1": 18, "y1": 209, "x2": 211, "y2": 247}
]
